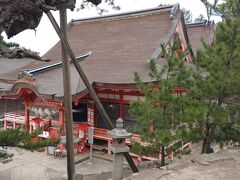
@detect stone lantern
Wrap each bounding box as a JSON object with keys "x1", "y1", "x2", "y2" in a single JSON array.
[{"x1": 108, "y1": 118, "x2": 132, "y2": 180}]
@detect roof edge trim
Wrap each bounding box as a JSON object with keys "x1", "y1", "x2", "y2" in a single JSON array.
[
  {"x1": 71, "y1": 5, "x2": 174, "y2": 24},
  {"x1": 149, "y1": 8, "x2": 182, "y2": 60},
  {"x1": 170, "y1": 3, "x2": 180, "y2": 19},
  {"x1": 186, "y1": 21, "x2": 215, "y2": 28}
]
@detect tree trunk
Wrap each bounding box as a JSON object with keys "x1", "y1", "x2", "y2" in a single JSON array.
[
  {"x1": 0, "y1": 0, "x2": 77, "y2": 38},
  {"x1": 201, "y1": 123, "x2": 215, "y2": 154},
  {"x1": 161, "y1": 145, "x2": 165, "y2": 166}
]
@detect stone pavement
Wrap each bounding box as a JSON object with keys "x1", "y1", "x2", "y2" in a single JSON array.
[
  {"x1": 2, "y1": 146, "x2": 240, "y2": 180},
  {"x1": 0, "y1": 148, "x2": 128, "y2": 180},
  {"x1": 0, "y1": 147, "x2": 90, "y2": 180}
]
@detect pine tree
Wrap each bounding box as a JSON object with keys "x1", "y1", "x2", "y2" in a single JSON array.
[
  {"x1": 182, "y1": 8, "x2": 193, "y2": 24},
  {"x1": 195, "y1": 0, "x2": 240, "y2": 153},
  {"x1": 0, "y1": 35, "x2": 19, "y2": 48},
  {"x1": 194, "y1": 14, "x2": 207, "y2": 23},
  {"x1": 129, "y1": 35, "x2": 201, "y2": 166},
  {"x1": 78, "y1": 0, "x2": 120, "y2": 15}
]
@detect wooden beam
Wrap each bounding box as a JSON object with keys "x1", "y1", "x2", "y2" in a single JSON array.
[
  {"x1": 59, "y1": 8, "x2": 75, "y2": 180},
  {"x1": 45, "y1": 10, "x2": 139, "y2": 173}
]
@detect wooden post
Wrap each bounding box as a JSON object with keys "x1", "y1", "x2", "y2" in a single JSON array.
[
  {"x1": 4, "y1": 119, "x2": 7, "y2": 130},
  {"x1": 13, "y1": 122, "x2": 16, "y2": 129},
  {"x1": 108, "y1": 139, "x2": 111, "y2": 155},
  {"x1": 29, "y1": 124, "x2": 33, "y2": 133},
  {"x1": 24, "y1": 101, "x2": 30, "y2": 131},
  {"x1": 59, "y1": 8, "x2": 75, "y2": 180},
  {"x1": 119, "y1": 90, "x2": 123, "y2": 118},
  {"x1": 59, "y1": 109, "x2": 65, "y2": 133},
  {"x1": 45, "y1": 10, "x2": 139, "y2": 173}
]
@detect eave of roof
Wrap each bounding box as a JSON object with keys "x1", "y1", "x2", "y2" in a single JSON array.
[
  {"x1": 186, "y1": 21, "x2": 214, "y2": 56},
  {"x1": 2, "y1": 4, "x2": 196, "y2": 100},
  {"x1": 71, "y1": 5, "x2": 175, "y2": 24},
  {"x1": 186, "y1": 21, "x2": 215, "y2": 28}
]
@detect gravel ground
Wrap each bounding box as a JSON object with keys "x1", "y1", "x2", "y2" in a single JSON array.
[
  {"x1": 125, "y1": 148, "x2": 240, "y2": 180},
  {"x1": 1, "y1": 146, "x2": 240, "y2": 180}
]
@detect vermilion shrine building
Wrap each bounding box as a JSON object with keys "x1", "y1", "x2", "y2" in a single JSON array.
[{"x1": 0, "y1": 4, "x2": 213, "y2": 152}]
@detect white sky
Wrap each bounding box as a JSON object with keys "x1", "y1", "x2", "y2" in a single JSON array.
[{"x1": 2, "y1": 0, "x2": 216, "y2": 55}]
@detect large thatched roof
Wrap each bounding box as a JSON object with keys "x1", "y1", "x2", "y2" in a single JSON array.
[
  {"x1": 0, "y1": 5, "x2": 214, "y2": 101},
  {"x1": 0, "y1": 5, "x2": 186, "y2": 99}
]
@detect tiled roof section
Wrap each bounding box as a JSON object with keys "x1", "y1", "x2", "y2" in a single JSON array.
[
  {"x1": 1, "y1": 5, "x2": 185, "y2": 98},
  {"x1": 186, "y1": 22, "x2": 214, "y2": 55},
  {"x1": 40, "y1": 5, "x2": 181, "y2": 97},
  {"x1": 0, "y1": 58, "x2": 45, "y2": 81},
  {"x1": 0, "y1": 82, "x2": 12, "y2": 92},
  {"x1": 0, "y1": 58, "x2": 51, "y2": 92}
]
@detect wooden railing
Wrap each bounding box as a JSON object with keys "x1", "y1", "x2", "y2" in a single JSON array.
[
  {"x1": 93, "y1": 127, "x2": 110, "y2": 140},
  {"x1": 93, "y1": 127, "x2": 141, "y2": 144},
  {"x1": 4, "y1": 112, "x2": 51, "y2": 131},
  {"x1": 4, "y1": 112, "x2": 26, "y2": 124}
]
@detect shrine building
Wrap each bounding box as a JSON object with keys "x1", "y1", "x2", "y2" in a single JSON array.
[{"x1": 0, "y1": 4, "x2": 213, "y2": 152}]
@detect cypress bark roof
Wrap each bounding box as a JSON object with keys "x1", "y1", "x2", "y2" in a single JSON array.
[
  {"x1": 0, "y1": 5, "x2": 212, "y2": 100},
  {"x1": 186, "y1": 22, "x2": 214, "y2": 56}
]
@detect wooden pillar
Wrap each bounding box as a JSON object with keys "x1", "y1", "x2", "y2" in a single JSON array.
[
  {"x1": 59, "y1": 7, "x2": 75, "y2": 178},
  {"x1": 108, "y1": 139, "x2": 112, "y2": 155},
  {"x1": 13, "y1": 122, "x2": 16, "y2": 129},
  {"x1": 119, "y1": 90, "x2": 124, "y2": 118},
  {"x1": 45, "y1": 10, "x2": 138, "y2": 173},
  {"x1": 4, "y1": 119, "x2": 7, "y2": 130},
  {"x1": 24, "y1": 101, "x2": 30, "y2": 131},
  {"x1": 59, "y1": 108, "x2": 65, "y2": 134},
  {"x1": 29, "y1": 124, "x2": 33, "y2": 133}
]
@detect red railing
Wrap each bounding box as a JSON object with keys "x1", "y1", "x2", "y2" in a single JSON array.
[
  {"x1": 93, "y1": 127, "x2": 110, "y2": 140},
  {"x1": 4, "y1": 112, "x2": 26, "y2": 124}
]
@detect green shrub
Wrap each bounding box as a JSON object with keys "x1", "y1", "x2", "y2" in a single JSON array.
[
  {"x1": 130, "y1": 142, "x2": 143, "y2": 155},
  {"x1": 0, "y1": 127, "x2": 31, "y2": 147},
  {"x1": 0, "y1": 150, "x2": 13, "y2": 160},
  {"x1": 130, "y1": 142, "x2": 159, "y2": 157},
  {"x1": 0, "y1": 127, "x2": 58, "y2": 152},
  {"x1": 22, "y1": 140, "x2": 57, "y2": 151}
]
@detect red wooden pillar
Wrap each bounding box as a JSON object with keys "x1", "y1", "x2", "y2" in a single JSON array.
[
  {"x1": 24, "y1": 101, "x2": 30, "y2": 131},
  {"x1": 119, "y1": 90, "x2": 124, "y2": 118},
  {"x1": 4, "y1": 119, "x2": 7, "y2": 130},
  {"x1": 59, "y1": 108, "x2": 65, "y2": 134}
]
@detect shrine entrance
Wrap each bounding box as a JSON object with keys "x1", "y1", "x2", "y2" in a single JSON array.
[{"x1": 72, "y1": 102, "x2": 87, "y2": 123}]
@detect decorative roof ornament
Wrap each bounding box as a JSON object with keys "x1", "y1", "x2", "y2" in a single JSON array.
[
  {"x1": 0, "y1": 47, "x2": 41, "y2": 60},
  {"x1": 170, "y1": 3, "x2": 180, "y2": 19},
  {"x1": 17, "y1": 70, "x2": 35, "y2": 81}
]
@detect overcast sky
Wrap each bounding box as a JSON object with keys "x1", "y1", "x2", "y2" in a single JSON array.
[{"x1": 2, "y1": 0, "x2": 215, "y2": 55}]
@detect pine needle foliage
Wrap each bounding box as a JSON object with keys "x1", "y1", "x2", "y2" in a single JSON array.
[
  {"x1": 130, "y1": 35, "x2": 202, "y2": 165},
  {"x1": 195, "y1": 0, "x2": 240, "y2": 153}
]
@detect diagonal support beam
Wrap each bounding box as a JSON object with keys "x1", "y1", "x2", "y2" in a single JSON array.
[{"x1": 44, "y1": 10, "x2": 139, "y2": 173}]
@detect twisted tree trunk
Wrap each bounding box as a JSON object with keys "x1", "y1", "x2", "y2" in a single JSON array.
[
  {"x1": 161, "y1": 145, "x2": 165, "y2": 166},
  {"x1": 0, "y1": 0, "x2": 43, "y2": 38},
  {"x1": 0, "y1": 0, "x2": 103, "y2": 38},
  {"x1": 201, "y1": 123, "x2": 215, "y2": 154}
]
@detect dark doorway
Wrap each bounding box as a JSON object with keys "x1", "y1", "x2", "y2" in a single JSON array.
[
  {"x1": 97, "y1": 102, "x2": 119, "y2": 128},
  {"x1": 72, "y1": 103, "x2": 87, "y2": 123}
]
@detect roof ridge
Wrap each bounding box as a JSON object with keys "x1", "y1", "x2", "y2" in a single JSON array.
[
  {"x1": 186, "y1": 21, "x2": 215, "y2": 27},
  {"x1": 71, "y1": 5, "x2": 175, "y2": 24}
]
